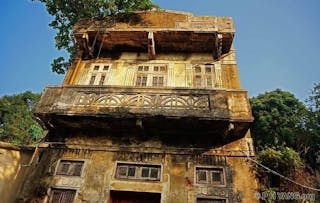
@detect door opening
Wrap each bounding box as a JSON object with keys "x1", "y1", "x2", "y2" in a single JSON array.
[{"x1": 110, "y1": 190, "x2": 161, "y2": 203}]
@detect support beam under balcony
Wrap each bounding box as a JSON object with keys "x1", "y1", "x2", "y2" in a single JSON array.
[
  {"x1": 82, "y1": 33, "x2": 93, "y2": 58},
  {"x1": 213, "y1": 33, "x2": 223, "y2": 60},
  {"x1": 148, "y1": 32, "x2": 156, "y2": 59}
]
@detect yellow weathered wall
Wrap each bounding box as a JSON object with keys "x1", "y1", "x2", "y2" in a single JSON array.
[
  {"x1": 0, "y1": 142, "x2": 34, "y2": 203},
  {"x1": 221, "y1": 64, "x2": 241, "y2": 89},
  {"x1": 173, "y1": 63, "x2": 186, "y2": 87},
  {"x1": 227, "y1": 157, "x2": 259, "y2": 203},
  {"x1": 72, "y1": 62, "x2": 89, "y2": 85},
  {"x1": 20, "y1": 133, "x2": 259, "y2": 203},
  {"x1": 69, "y1": 52, "x2": 241, "y2": 90}
]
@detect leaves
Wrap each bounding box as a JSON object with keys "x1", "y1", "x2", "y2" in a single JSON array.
[
  {"x1": 0, "y1": 91, "x2": 43, "y2": 145},
  {"x1": 51, "y1": 56, "x2": 70, "y2": 74},
  {"x1": 250, "y1": 87, "x2": 320, "y2": 191},
  {"x1": 258, "y1": 147, "x2": 304, "y2": 175},
  {"x1": 250, "y1": 89, "x2": 307, "y2": 148},
  {"x1": 307, "y1": 83, "x2": 320, "y2": 111},
  {"x1": 34, "y1": 0, "x2": 158, "y2": 74},
  {"x1": 303, "y1": 83, "x2": 320, "y2": 167}
]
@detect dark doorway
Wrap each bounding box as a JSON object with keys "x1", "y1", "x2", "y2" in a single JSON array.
[
  {"x1": 110, "y1": 190, "x2": 161, "y2": 203},
  {"x1": 197, "y1": 198, "x2": 227, "y2": 203}
]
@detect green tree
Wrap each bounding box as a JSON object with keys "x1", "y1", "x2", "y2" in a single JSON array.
[
  {"x1": 256, "y1": 146, "x2": 304, "y2": 188},
  {"x1": 250, "y1": 88, "x2": 319, "y2": 192},
  {"x1": 0, "y1": 91, "x2": 43, "y2": 145},
  {"x1": 258, "y1": 147, "x2": 304, "y2": 172},
  {"x1": 250, "y1": 89, "x2": 307, "y2": 149},
  {"x1": 34, "y1": 0, "x2": 158, "y2": 74},
  {"x1": 307, "y1": 83, "x2": 320, "y2": 110},
  {"x1": 303, "y1": 83, "x2": 320, "y2": 167}
]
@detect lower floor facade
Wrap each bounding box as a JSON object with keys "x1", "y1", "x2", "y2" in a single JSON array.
[{"x1": 10, "y1": 134, "x2": 259, "y2": 203}]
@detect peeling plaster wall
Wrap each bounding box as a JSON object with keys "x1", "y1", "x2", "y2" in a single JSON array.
[
  {"x1": 17, "y1": 132, "x2": 259, "y2": 203},
  {"x1": 0, "y1": 142, "x2": 34, "y2": 203},
  {"x1": 71, "y1": 52, "x2": 241, "y2": 90}
]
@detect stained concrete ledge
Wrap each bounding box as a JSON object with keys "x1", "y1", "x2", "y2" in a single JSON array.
[{"x1": 0, "y1": 141, "x2": 34, "y2": 151}]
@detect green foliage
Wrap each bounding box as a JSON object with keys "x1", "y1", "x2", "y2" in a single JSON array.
[
  {"x1": 34, "y1": 0, "x2": 158, "y2": 74},
  {"x1": 307, "y1": 83, "x2": 320, "y2": 110},
  {"x1": 0, "y1": 91, "x2": 43, "y2": 145},
  {"x1": 303, "y1": 83, "x2": 320, "y2": 167},
  {"x1": 258, "y1": 147, "x2": 303, "y2": 173},
  {"x1": 257, "y1": 146, "x2": 308, "y2": 191},
  {"x1": 250, "y1": 89, "x2": 307, "y2": 149},
  {"x1": 250, "y1": 87, "x2": 320, "y2": 192},
  {"x1": 51, "y1": 56, "x2": 70, "y2": 74}
]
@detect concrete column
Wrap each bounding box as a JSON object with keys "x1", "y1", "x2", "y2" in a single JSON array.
[
  {"x1": 167, "y1": 63, "x2": 174, "y2": 87},
  {"x1": 214, "y1": 63, "x2": 222, "y2": 88},
  {"x1": 186, "y1": 64, "x2": 193, "y2": 87}
]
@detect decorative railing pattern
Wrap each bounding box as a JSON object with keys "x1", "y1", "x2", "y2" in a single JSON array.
[
  {"x1": 76, "y1": 92, "x2": 209, "y2": 110},
  {"x1": 36, "y1": 86, "x2": 252, "y2": 121}
]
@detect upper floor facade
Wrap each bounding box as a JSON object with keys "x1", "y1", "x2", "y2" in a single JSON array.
[
  {"x1": 64, "y1": 52, "x2": 239, "y2": 89},
  {"x1": 35, "y1": 10, "x2": 253, "y2": 139}
]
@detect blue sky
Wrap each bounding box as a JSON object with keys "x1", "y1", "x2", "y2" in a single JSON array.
[{"x1": 0, "y1": 0, "x2": 319, "y2": 101}]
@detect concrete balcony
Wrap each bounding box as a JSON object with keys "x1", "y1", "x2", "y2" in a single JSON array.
[
  {"x1": 35, "y1": 86, "x2": 253, "y2": 140},
  {"x1": 73, "y1": 11, "x2": 234, "y2": 59}
]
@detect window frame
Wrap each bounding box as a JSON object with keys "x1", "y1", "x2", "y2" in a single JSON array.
[
  {"x1": 193, "y1": 64, "x2": 216, "y2": 88},
  {"x1": 194, "y1": 166, "x2": 226, "y2": 187},
  {"x1": 114, "y1": 162, "x2": 162, "y2": 182},
  {"x1": 48, "y1": 188, "x2": 77, "y2": 203},
  {"x1": 87, "y1": 63, "x2": 112, "y2": 85},
  {"x1": 55, "y1": 159, "x2": 85, "y2": 177},
  {"x1": 135, "y1": 64, "x2": 168, "y2": 87}
]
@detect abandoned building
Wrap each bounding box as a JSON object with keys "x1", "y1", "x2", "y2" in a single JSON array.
[{"x1": 0, "y1": 10, "x2": 259, "y2": 203}]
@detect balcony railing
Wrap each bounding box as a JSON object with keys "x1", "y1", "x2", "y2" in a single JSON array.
[
  {"x1": 36, "y1": 85, "x2": 253, "y2": 122},
  {"x1": 72, "y1": 12, "x2": 234, "y2": 59},
  {"x1": 73, "y1": 12, "x2": 234, "y2": 33}
]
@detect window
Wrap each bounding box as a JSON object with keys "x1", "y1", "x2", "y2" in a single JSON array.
[
  {"x1": 136, "y1": 75, "x2": 148, "y2": 86},
  {"x1": 99, "y1": 74, "x2": 106, "y2": 85},
  {"x1": 88, "y1": 63, "x2": 111, "y2": 85},
  {"x1": 141, "y1": 166, "x2": 159, "y2": 179},
  {"x1": 94, "y1": 65, "x2": 99, "y2": 71},
  {"x1": 195, "y1": 66, "x2": 201, "y2": 73},
  {"x1": 152, "y1": 76, "x2": 164, "y2": 86},
  {"x1": 193, "y1": 64, "x2": 215, "y2": 88},
  {"x1": 89, "y1": 74, "x2": 96, "y2": 85},
  {"x1": 103, "y1": 65, "x2": 109, "y2": 71},
  {"x1": 56, "y1": 160, "x2": 84, "y2": 176},
  {"x1": 197, "y1": 198, "x2": 226, "y2": 203},
  {"x1": 196, "y1": 167, "x2": 225, "y2": 185},
  {"x1": 206, "y1": 76, "x2": 212, "y2": 87},
  {"x1": 115, "y1": 163, "x2": 161, "y2": 181},
  {"x1": 195, "y1": 76, "x2": 202, "y2": 87},
  {"x1": 49, "y1": 189, "x2": 76, "y2": 203},
  {"x1": 135, "y1": 64, "x2": 167, "y2": 87}
]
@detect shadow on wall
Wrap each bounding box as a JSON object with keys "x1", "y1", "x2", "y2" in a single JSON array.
[{"x1": 0, "y1": 142, "x2": 34, "y2": 203}]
